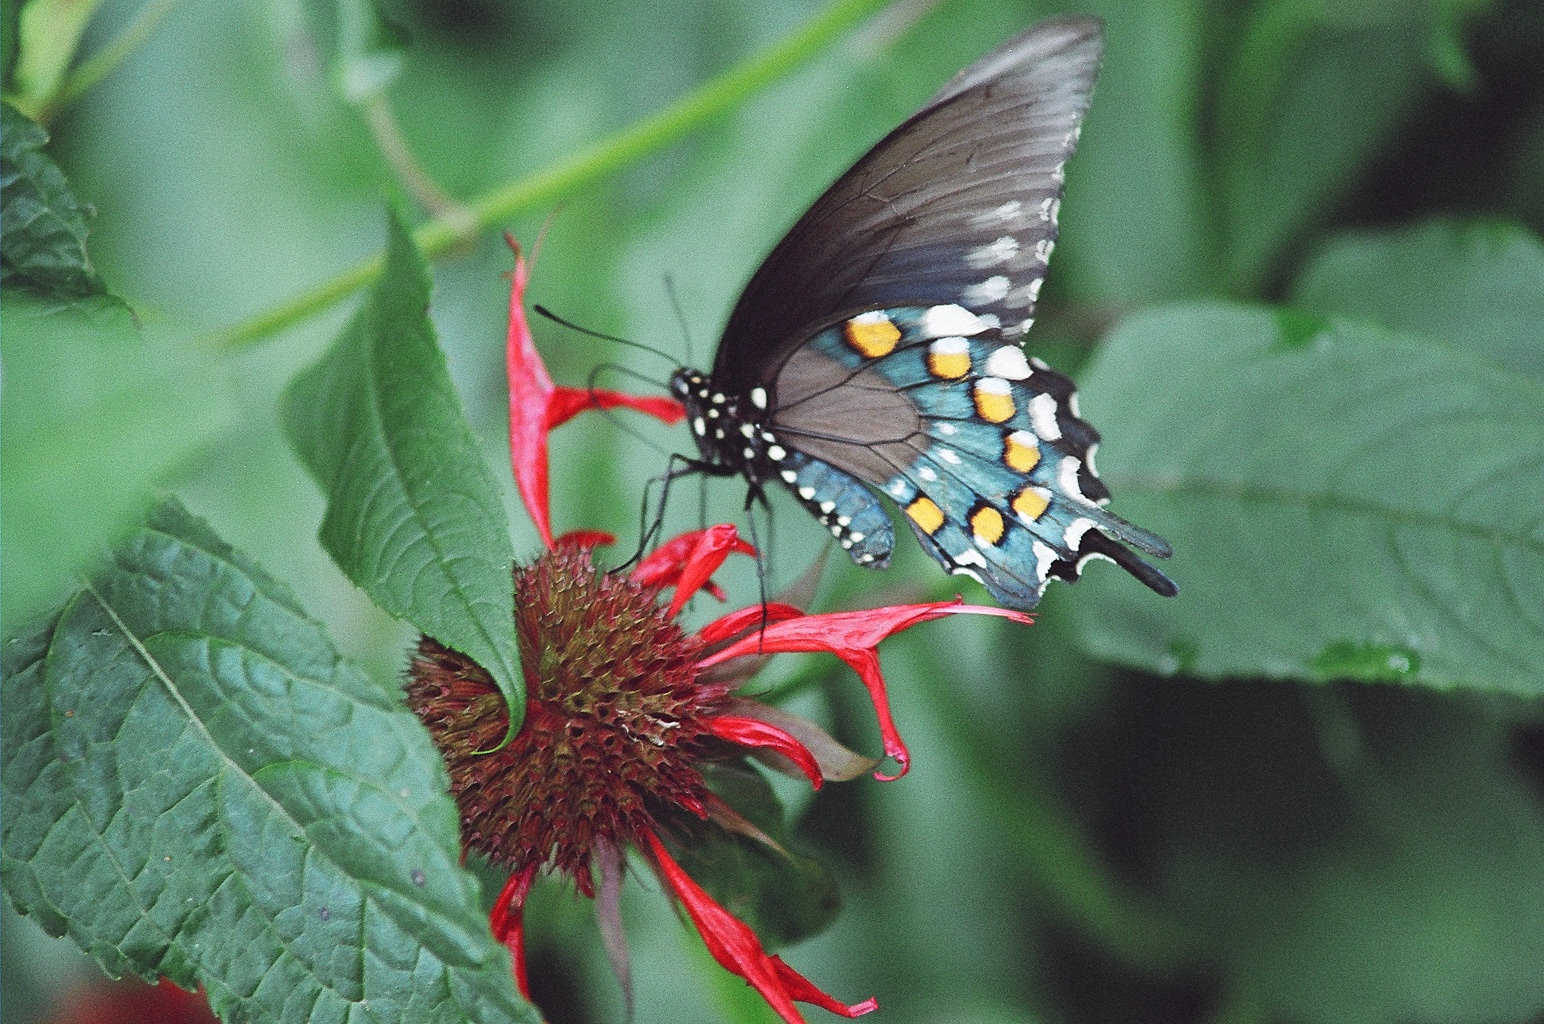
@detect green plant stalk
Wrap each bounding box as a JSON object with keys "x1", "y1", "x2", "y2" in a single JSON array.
[{"x1": 210, "y1": 0, "x2": 895, "y2": 352}]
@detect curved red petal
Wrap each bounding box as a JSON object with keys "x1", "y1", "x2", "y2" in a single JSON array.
[
  {"x1": 708, "y1": 715, "x2": 823, "y2": 789},
  {"x1": 696, "y1": 600, "x2": 1030, "y2": 780},
  {"x1": 548, "y1": 386, "x2": 685, "y2": 428},
  {"x1": 644, "y1": 831, "x2": 875, "y2": 1024},
  {"x1": 697, "y1": 602, "x2": 805, "y2": 645},
  {"x1": 504, "y1": 241, "x2": 558, "y2": 547},
  {"x1": 666, "y1": 525, "x2": 752, "y2": 618},
  {"x1": 489, "y1": 864, "x2": 539, "y2": 1000},
  {"x1": 553, "y1": 529, "x2": 617, "y2": 550}
]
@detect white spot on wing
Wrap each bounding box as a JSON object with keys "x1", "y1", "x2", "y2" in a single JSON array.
[
  {"x1": 1029, "y1": 393, "x2": 1062, "y2": 440},
  {"x1": 1058, "y1": 456, "x2": 1085, "y2": 500},
  {"x1": 851, "y1": 310, "x2": 889, "y2": 324},
  {"x1": 966, "y1": 236, "x2": 1020, "y2": 269},
  {"x1": 962, "y1": 275, "x2": 1011, "y2": 305},
  {"x1": 1032, "y1": 540, "x2": 1057, "y2": 578},
  {"x1": 954, "y1": 548, "x2": 988, "y2": 568},
  {"x1": 984, "y1": 346, "x2": 1032, "y2": 380},
  {"x1": 1033, "y1": 238, "x2": 1054, "y2": 264},
  {"x1": 918, "y1": 466, "x2": 939, "y2": 483},
  {"x1": 799, "y1": 486, "x2": 816, "y2": 500},
  {"x1": 750, "y1": 386, "x2": 768, "y2": 409},
  {"x1": 781, "y1": 469, "x2": 798, "y2": 483},
  {"x1": 930, "y1": 336, "x2": 969, "y2": 357},
  {"x1": 887, "y1": 479, "x2": 910, "y2": 498},
  {"x1": 1063, "y1": 517, "x2": 1096, "y2": 550},
  {"x1": 935, "y1": 422, "x2": 957, "y2": 436},
  {"x1": 693, "y1": 417, "x2": 706, "y2": 437},
  {"x1": 936, "y1": 447, "x2": 962, "y2": 465},
  {"x1": 921, "y1": 304, "x2": 988, "y2": 338},
  {"x1": 768, "y1": 445, "x2": 786, "y2": 461}
]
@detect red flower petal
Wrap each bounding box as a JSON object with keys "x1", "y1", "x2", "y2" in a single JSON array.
[
  {"x1": 696, "y1": 601, "x2": 804, "y2": 645},
  {"x1": 643, "y1": 831, "x2": 876, "y2": 1024},
  {"x1": 503, "y1": 236, "x2": 684, "y2": 546},
  {"x1": 547, "y1": 386, "x2": 685, "y2": 428},
  {"x1": 708, "y1": 714, "x2": 823, "y2": 789},
  {"x1": 553, "y1": 529, "x2": 617, "y2": 550},
  {"x1": 489, "y1": 864, "x2": 539, "y2": 1000},
  {"x1": 632, "y1": 526, "x2": 754, "y2": 615},
  {"x1": 698, "y1": 600, "x2": 1031, "y2": 780}
]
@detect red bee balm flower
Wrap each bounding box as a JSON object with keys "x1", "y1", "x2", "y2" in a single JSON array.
[{"x1": 404, "y1": 242, "x2": 1030, "y2": 1024}]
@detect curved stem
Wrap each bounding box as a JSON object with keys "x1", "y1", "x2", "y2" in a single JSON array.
[{"x1": 208, "y1": 0, "x2": 894, "y2": 352}]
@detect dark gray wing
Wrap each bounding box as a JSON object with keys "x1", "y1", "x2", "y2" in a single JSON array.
[{"x1": 712, "y1": 16, "x2": 1104, "y2": 395}]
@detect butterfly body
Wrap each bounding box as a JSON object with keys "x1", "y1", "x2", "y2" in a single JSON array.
[{"x1": 673, "y1": 16, "x2": 1176, "y2": 610}]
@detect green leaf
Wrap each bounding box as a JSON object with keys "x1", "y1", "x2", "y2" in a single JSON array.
[
  {"x1": 1119, "y1": 680, "x2": 1544, "y2": 1024},
  {"x1": 1072, "y1": 302, "x2": 1544, "y2": 693},
  {"x1": 0, "y1": 299, "x2": 232, "y2": 627},
  {"x1": 0, "y1": 499, "x2": 538, "y2": 1024},
  {"x1": 6, "y1": 0, "x2": 104, "y2": 115},
  {"x1": 333, "y1": 0, "x2": 409, "y2": 102},
  {"x1": 1294, "y1": 218, "x2": 1544, "y2": 383},
  {"x1": 0, "y1": 101, "x2": 119, "y2": 304},
  {"x1": 283, "y1": 207, "x2": 523, "y2": 735},
  {"x1": 676, "y1": 763, "x2": 841, "y2": 949},
  {"x1": 1216, "y1": 3, "x2": 1445, "y2": 292}
]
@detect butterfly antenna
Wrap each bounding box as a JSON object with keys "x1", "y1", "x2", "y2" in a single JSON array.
[
  {"x1": 534, "y1": 305, "x2": 679, "y2": 367},
  {"x1": 662, "y1": 274, "x2": 694, "y2": 368},
  {"x1": 582, "y1": 364, "x2": 676, "y2": 459}
]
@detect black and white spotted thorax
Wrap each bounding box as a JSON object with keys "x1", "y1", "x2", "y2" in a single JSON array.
[
  {"x1": 668, "y1": 368, "x2": 891, "y2": 563},
  {"x1": 669, "y1": 369, "x2": 783, "y2": 480}
]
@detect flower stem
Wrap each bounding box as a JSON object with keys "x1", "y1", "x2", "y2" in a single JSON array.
[{"x1": 207, "y1": 0, "x2": 895, "y2": 352}]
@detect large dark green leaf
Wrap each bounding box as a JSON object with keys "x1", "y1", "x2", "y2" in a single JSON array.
[
  {"x1": 1072, "y1": 302, "x2": 1544, "y2": 693},
  {"x1": 0, "y1": 500, "x2": 537, "y2": 1024},
  {"x1": 0, "y1": 102, "x2": 117, "y2": 303},
  {"x1": 0, "y1": 300, "x2": 232, "y2": 627},
  {"x1": 1294, "y1": 218, "x2": 1544, "y2": 383},
  {"x1": 284, "y1": 209, "x2": 522, "y2": 732}
]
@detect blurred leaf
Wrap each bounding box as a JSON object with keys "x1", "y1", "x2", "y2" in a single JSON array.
[
  {"x1": 1126, "y1": 680, "x2": 1544, "y2": 1024},
  {"x1": 679, "y1": 762, "x2": 841, "y2": 949},
  {"x1": 0, "y1": 499, "x2": 538, "y2": 1024},
  {"x1": 334, "y1": 0, "x2": 408, "y2": 102},
  {"x1": 6, "y1": 0, "x2": 103, "y2": 115},
  {"x1": 1218, "y1": 3, "x2": 1448, "y2": 292},
  {"x1": 2, "y1": 0, "x2": 18, "y2": 89},
  {"x1": 0, "y1": 102, "x2": 119, "y2": 304},
  {"x1": 0, "y1": 299, "x2": 232, "y2": 628},
  {"x1": 1063, "y1": 0, "x2": 1214, "y2": 302},
  {"x1": 284, "y1": 208, "x2": 524, "y2": 734},
  {"x1": 1294, "y1": 217, "x2": 1544, "y2": 383},
  {"x1": 1073, "y1": 302, "x2": 1544, "y2": 693}
]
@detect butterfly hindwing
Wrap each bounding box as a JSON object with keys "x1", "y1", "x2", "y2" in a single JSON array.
[{"x1": 768, "y1": 305, "x2": 1174, "y2": 607}]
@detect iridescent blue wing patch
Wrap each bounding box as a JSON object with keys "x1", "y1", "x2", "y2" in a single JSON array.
[{"x1": 769, "y1": 305, "x2": 1175, "y2": 608}]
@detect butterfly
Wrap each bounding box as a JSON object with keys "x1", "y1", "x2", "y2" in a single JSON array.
[{"x1": 667, "y1": 15, "x2": 1176, "y2": 611}]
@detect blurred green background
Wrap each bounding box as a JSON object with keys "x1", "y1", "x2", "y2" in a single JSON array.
[{"x1": 5, "y1": 0, "x2": 1544, "y2": 1022}]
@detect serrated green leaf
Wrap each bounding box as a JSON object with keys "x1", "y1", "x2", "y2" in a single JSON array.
[
  {"x1": 676, "y1": 763, "x2": 841, "y2": 949},
  {"x1": 1294, "y1": 218, "x2": 1544, "y2": 383},
  {"x1": 283, "y1": 207, "x2": 523, "y2": 735},
  {"x1": 1072, "y1": 302, "x2": 1544, "y2": 693},
  {"x1": 0, "y1": 499, "x2": 539, "y2": 1024},
  {"x1": 0, "y1": 299, "x2": 232, "y2": 627},
  {"x1": 0, "y1": 101, "x2": 119, "y2": 304}
]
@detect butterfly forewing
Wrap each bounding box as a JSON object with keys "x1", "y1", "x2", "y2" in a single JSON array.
[{"x1": 713, "y1": 16, "x2": 1105, "y2": 396}]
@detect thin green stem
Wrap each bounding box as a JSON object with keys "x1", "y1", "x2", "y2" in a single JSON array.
[
  {"x1": 208, "y1": 0, "x2": 894, "y2": 352},
  {"x1": 41, "y1": 0, "x2": 189, "y2": 123}
]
